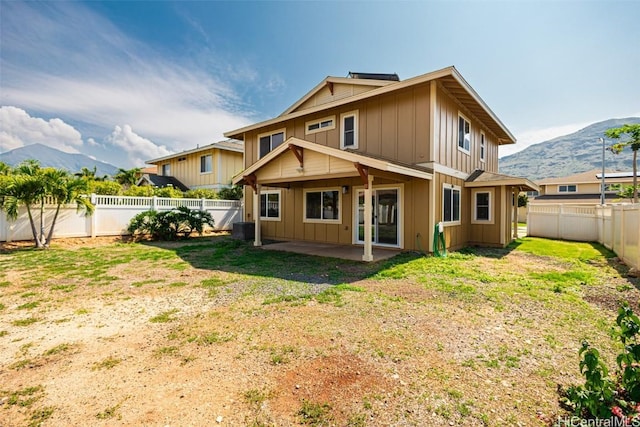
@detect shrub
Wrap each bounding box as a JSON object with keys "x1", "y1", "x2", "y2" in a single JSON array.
[
  {"x1": 184, "y1": 188, "x2": 218, "y2": 200},
  {"x1": 89, "y1": 180, "x2": 122, "y2": 195},
  {"x1": 153, "y1": 187, "x2": 184, "y2": 198},
  {"x1": 127, "y1": 206, "x2": 214, "y2": 241},
  {"x1": 217, "y1": 185, "x2": 243, "y2": 200},
  {"x1": 564, "y1": 302, "x2": 640, "y2": 422},
  {"x1": 123, "y1": 185, "x2": 154, "y2": 197}
]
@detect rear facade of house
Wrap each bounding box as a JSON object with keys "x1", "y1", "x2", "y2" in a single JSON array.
[{"x1": 225, "y1": 67, "x2": 536, "y2": 256}]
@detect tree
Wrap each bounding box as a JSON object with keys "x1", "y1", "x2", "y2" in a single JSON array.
[
  {"x1": 114, "y1": 168, "x2": 141, "y2": 189},
  {"x1": 75, "y1": 166, "x2": 107, "y2": 181},
  {"x1": 605, "y1": 124, "x2": 640, "y2": 203},
  {"x1": 0, "y1": 161, "x2": 94, "y2": 248}
]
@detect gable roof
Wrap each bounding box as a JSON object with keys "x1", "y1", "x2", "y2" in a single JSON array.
[
  {"x1": 232, "y1": 137, "x2": 433, "y2": 186},
  {"x1": 537, "y1": 169, "x2": 634, "y2": 185},
  {"x1": 146, "y1": 139, "x2": 243, "y2": 164},
  {"x1": 137, "y1": 174, "x2": 190, "y2": 192},
  {"x1": 225, "y1": 66, "x2": 516, "y2": 145},
  {"x1": 465, "y1": 170, "x2": 539, "y2": 191}
]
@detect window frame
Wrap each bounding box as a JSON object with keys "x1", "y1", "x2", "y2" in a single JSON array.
[
  {"x1": 340, "y1": 110, "x2": 359, "y2": 150},
  {"x1": 480, "y1": 131, "x2": 486, "y2": 162},
  {"x1": 305, "y1": 115, "x2": 336, "y2": 136},
  {"x1": 161, "y1": 163, "x2": 171, "y2": 176},
  {"x1": 303, "y1": 187, "x2": 342, "y2": 224},
  {"x1": 457, "y1": 113, "x2": 471, "y2": 154},
  {"x1": 200, "y1": 154, "x2": 213, "y2": 174},
  {"x1": 257, "y1": 128, "x2": 286, "y2": 159},
  {"x1": 259, "y1": 190, "x2": 281, "y2": 221},
  {"x1": 471, "y1": 189, "x2": 494, "y2": 224},
  {"x1": 442, "y1": 184, "x2": 461, "y2": 225},
  {"x1": 558, "y1": 184, "x2": 577, "y2": 193}
]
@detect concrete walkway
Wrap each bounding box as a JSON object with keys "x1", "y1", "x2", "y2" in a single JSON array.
[{"x1": 261, "y1": 240, "x2": 401, "y2": 262}]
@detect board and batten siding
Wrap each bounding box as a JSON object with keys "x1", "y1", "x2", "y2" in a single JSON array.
[
  {"x1": 243, "y1": 174, "x2": 431, "y2": 251},
  {"x1": 432, "y1": 85, "x2": 499, "y2": 174},
  {"x1": 163, "y1": 149, "x2": 243, "y2": 189},
  {"x1": 296, "y1": 82, "x2": 382, "y2": 112}
]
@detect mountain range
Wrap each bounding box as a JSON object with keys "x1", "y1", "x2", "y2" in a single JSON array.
[
  {"x1": 499, "y1": 117, "x2": 640, "y2": 181},
  {"x1": 0, "y1": 143, "x2": 119, "y2": 177}
]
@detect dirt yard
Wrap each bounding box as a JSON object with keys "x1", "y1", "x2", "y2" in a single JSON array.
[{"x1": 0, "y1": 235, "x2": 637, "y2": 426}]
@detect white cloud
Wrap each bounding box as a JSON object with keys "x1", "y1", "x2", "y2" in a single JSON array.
[
  {"x1": 0, "y1": 106, "x2": 83, "y2": 153},
  {"x1": 0, "y1": 2, "x2": 254, "y2": 156},
  {"x1": 500, "y1": 120, "x2": 592, "y2": 158},
  {"x1": 106, "y1": 125, "x2": 171, "y2": 167}
]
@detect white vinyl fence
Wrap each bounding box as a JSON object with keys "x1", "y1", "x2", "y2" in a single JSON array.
[
  {"x1": 528, "y1": 203, "x2": 640, "y2": 270},
  {"x1": 0, "y1": 194, "x2": 243, "y2": 243}
]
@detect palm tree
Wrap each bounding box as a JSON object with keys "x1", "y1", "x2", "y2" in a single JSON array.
[
  {"x1": 75, "y1": 166, "x2": 107, "y2": 182},
  {"x1": 114, "y1": 167, "x2": 141, "y2": 189},
  {"x1": 606, "y1": 124, "x2": 640, "y2": 203}
]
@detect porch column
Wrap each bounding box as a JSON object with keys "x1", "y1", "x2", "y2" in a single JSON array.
[
  {"x1": 253, "y1": 184, "x2": 262, "y2": 247},
  {"x1": 363, "y1": 174, "x2": 374, "y2": 262},
  {"x1": 512, "y1": 187, "x2": 519, "y2": 239}
]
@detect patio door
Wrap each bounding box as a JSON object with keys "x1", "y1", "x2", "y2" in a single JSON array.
[{"x1": 355, "y1": 188, "x2": 400, "y2": 247}]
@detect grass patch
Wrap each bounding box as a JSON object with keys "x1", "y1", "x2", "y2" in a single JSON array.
[
  {"x1": 29, "y1": 406, "x2": 55, "y2": 427},
  {"x1": 0, "y1": 280, "x2": 10, "y2": 287},
  {"x1": 149, "y1": 309, "x2": 179, "y2": 323},
  {"x1": 509, "y1": 237, "x2": 614, "y2": 261},
  {"x1": 12, "y1": 317, "x2": 40, "y2": 326},
  {"x1": 168, "y1": 281, "x2": 188, "y2": 287},
  {"x1": 74, "y1": 308, "x2": 89, "y2": 315},
  {"x1": 154, "y1": 346, "x2": 179, "y2": 357},
  {"x1": 3, "y1": 385, "x2": 44, "y2": 407},
  {"x1": 43, "y1": 343, "x2": 73, "y2": 356},
  {"x1": 96, "y1": 402, "x2": 122, "y2": 420},
  {"x1": 9, "y1": 359, "x2": 32, "y2": 370},
  {"x1": 131, "y1": 279, "x2": 161, "y2": 288},
  {"x1": 298, "y1": 399, "x2": 333, "y2": 426},
  {"x1": 92, "y1": 356, "x2": 121, "y2": 370},
  {"x1": 51, "y1": 284, "x2": 76, "y2": 292},
  {"x1": 17, "y1": 301, "x2": 40, "y2": 310},
  {"x1": 0, "y1": 302, "x2": 5, "y2": 311},
  {"x1": 0, "y1": 330, "x2": 8, "y2": 337},
  {"x1": 189, "y1": 331, "x2": 235, "y2": 345}
]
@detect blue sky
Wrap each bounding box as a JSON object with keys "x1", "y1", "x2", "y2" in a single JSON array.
[{"x1": 1, "y1": 0, "x2": 639, "y2": 168}]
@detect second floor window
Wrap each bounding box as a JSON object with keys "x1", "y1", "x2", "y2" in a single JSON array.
[
  {"x1": 259, "y1": 130, "x2": 285, "y2": 158},
  {"x1": 558, "y1": 185, "x2": 577, "y2": 193},
  {"x1": 162, "y1": 163, "x2": 171, "y2": 176},
  {"x1": 200, "y1": 154, "x2": 212, "y2": 173},
  {"x1": 458, "y1": 114, "x2": 471, "y2": 153},
  {"x1": 480, "y1": 132, "x2": 486, "y2": 162},
  {"x1": 340, "y1": 111, "x2": 358, "y2": 149}
]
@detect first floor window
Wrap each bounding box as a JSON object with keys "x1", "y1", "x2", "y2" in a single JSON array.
[
  {"x1": 200, "y1": 154, "x2": 212, "y2": 173},
  {"x1": 305, "y1": 189, "x2": 340, "y2": 221},
  {"x1": 443, "y1": 185, "x2": 461, "y2": 223},
  {"x1": 458, "y1": 114, "x2": 470, "y2": 153},
  {"x1": 260, "y1": 191, "x2": 280, "y2": 220},
  {"x1": 474, "y1": 191, "x2": 491, "y2": 222},
  {"x1": 259, "y1": 130, "x2": 285, "y2": 158},
  {"x1": 558, "y1": 185, "x2": 577, "y2": 193}
]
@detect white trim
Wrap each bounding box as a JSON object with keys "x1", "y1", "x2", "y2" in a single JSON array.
[
  {"x1": 442, "y1": 183, "x2": 461, "y2": 225},
  {"x1": 259, "y1": 190, "x2": 281, "y2": 221},
  {"x1": 257, "y1": 128, "x2": 286, "y2": 159},
  {"x1": 303, "y1": 187, "x2": 342, "y2": 224},
  {"x1": 417, "y1": 162, "x2": 469, "y2": 180},
  {"x1": 558, "y1": 184, "x2": 578, "y2": 193},
  {"x1": 340, "y1": 110, "x2": 359, "y2": 150},
  {"x1": 352, "y1": 184, "x2": 404, "y2": 249},
  {"x1": 200, "y1": 154, "x2": 213, "y2": 174},
  {"x1": 471, "y1": 188, "x2": 494, "y2": 224},
  {"x1": 305, "y1": 115, "x2": 336, "y2": 135},
  {"x1": 480, "y1": 131, "x2": 486, "y2": 163},
  {"x1": 457, "y1": 112, "x2": 471, "y2": 155}
]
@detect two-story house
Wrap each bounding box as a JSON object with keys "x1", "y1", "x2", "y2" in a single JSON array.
[
  {"x1": 146, "y1": 139, "x2": 243, "y2": 191},
  {"x1": 532, "y1": 169, "x2": 638, "y2": 204},
  {"x1": 224, "y1": 67, "x2": 537, "y2": 260}
]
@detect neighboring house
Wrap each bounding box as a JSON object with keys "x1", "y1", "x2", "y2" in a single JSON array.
[
  {"x1": 224, "y1": 66, "x2": 537, "y2": 260},
  {"x1": 532, "y1": 169, "x2": 638, "y2": 204},
  {"x1": 137, "y1": 173, "x2": 190, "y2": 192},
  {"x1": 146, "y1": 139, "x2": 244, "y2": 191}
]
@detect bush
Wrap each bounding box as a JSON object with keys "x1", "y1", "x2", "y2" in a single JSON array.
[
  {"x1": 217, "y1": 185, "x2": 243, "y2": 200},
  {"x1": 153, "y1": 187, "x2": 184, "y2": 198},
  {"x1": 184, "y1": 188, "x2": 218, "y2": 200},
  {"x1": 127, "y1": 206, "x2": 214, "y2": 241},
  {"x1": 123, "y1": 185, "x2": 154, "y2": 197},
  {"x1": 89, "y1": 180, "x2": 122, "y2": 195},
  {"x1": 564, "y1": 302, "x2": 640, "y2": 422}
]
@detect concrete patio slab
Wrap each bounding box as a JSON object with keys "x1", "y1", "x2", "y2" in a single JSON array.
[{"x1": 261, "y1": 240, "x2": 401, "y2": 262}]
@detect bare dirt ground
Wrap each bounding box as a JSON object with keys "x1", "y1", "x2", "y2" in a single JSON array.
[{"x1": 1, "y1": 236, "x2": 638, "y2": 427}]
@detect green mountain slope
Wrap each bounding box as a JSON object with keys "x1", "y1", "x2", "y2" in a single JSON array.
[{"x1": 499, "y1": 117, "x2": 640, "y2": 181}]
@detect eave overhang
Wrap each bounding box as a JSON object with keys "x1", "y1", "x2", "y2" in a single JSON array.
[{"x1": 465, "y1": 170, "x2": 539, "y2": 192}]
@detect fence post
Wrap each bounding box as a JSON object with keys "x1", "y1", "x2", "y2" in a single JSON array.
[
  {"x1": 151, "y1": 196, "x2": 157, "y2": 211},
  {"x1": 90, "y1": 194, "x2": 97, "y2": 238},
  {"x1": 201, "y1": 198, "x2": 206, "y2": 211},
  {"x1": 557, "y1": 204, "x2": 563, "y2": 239}
]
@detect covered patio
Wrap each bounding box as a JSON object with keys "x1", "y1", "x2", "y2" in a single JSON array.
[{"x1": 260, "y1": 240, "x2": 402, "y2": 262}]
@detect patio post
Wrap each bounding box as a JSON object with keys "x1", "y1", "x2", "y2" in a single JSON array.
[
  {"x1": 254, "y1": 183, "x2": 262, "y2": 247},
  {"x1": 512, "y1": 187, "x2": 519, "y2": 239},
  {"x1": 363, "y1": 174, "x2": 374, "y2": 262}
]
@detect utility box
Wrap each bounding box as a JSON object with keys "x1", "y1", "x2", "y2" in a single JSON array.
[{"x1": 232, "y1": 222, "x2": 255, "y2": 241}]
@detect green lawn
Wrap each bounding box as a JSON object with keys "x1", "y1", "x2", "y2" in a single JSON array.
[{"x1": 0, "y1": 235, "x2": 636, "y2": 426}]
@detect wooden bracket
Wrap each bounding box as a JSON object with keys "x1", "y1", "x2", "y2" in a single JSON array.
[
  {"x1": 289, "y1": 144, "x2": 304, "y2": 168},
  {"x1": 327, "y1": 81, "x2": 334, "y2": 95},
  {"x1": 244, "y1": 173, "x2": 257, "y2": 193},
  {"x1": 354, "y1": 162, "x2": 369, "y2": 189}
]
